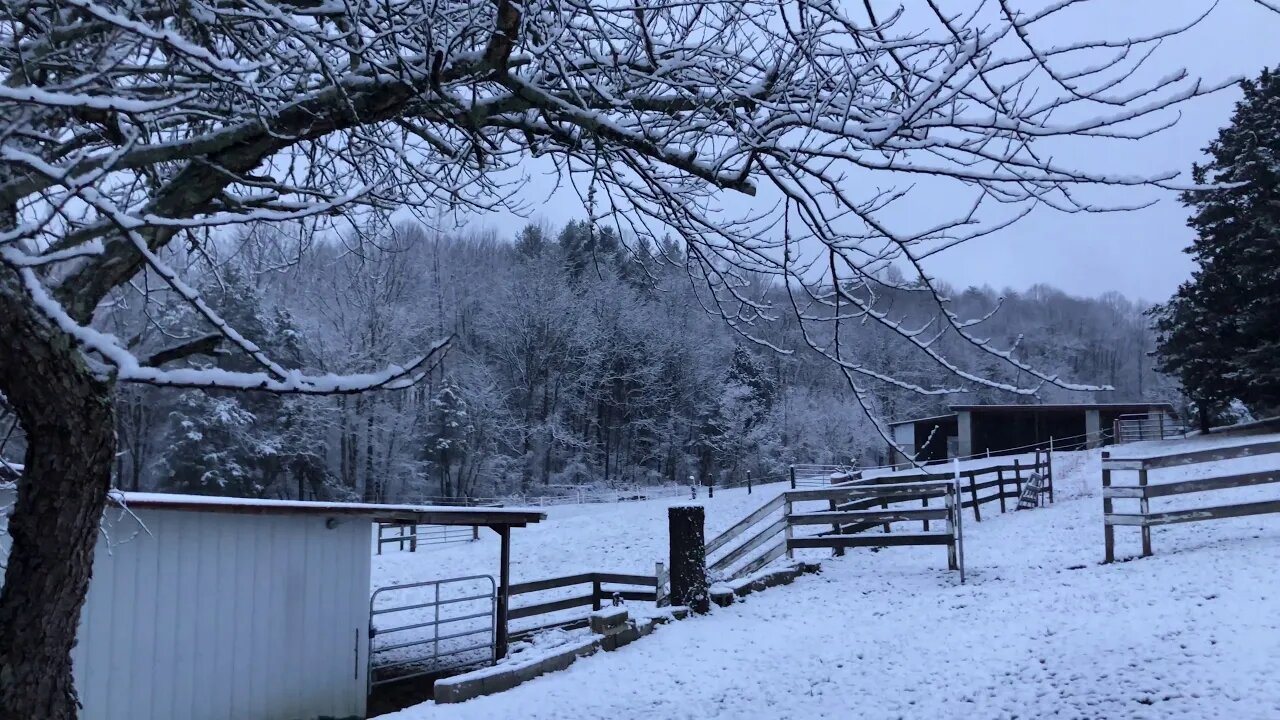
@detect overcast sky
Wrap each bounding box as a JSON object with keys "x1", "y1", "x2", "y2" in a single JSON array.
[{"x1": 466, "y1": 1, "x2": 1276, "y2": 305}]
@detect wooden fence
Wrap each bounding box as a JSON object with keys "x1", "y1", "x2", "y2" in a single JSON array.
[
  {"x1": 858, "y1": 450, "x2": 1054, "y2": 523},
  {"x1": 1102, "y1": 438, "x2": 1280, "y2": 562},
  {"x1": 507, "y1": 571, "x2": 662, "y2": 638},
  {"x1": 376, "y1": 523, "x2": 479, "y2": 553},
  {"x1": 701, "y1": 452, "x2": 1056, "y2": 582},
  {"x1": 785, "y1": 480, "x2": 966, "y2": 580}
]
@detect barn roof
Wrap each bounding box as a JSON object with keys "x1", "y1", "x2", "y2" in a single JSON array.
[
  {"x1": 948, "y1": 402, "x2": 1175, "y2": 412},
  {"x1": 107, "y1": 491, "x2": 545, "y2": 527},
  {"x1": 887, "y1": 413, "x2": 957, "y2": 427},
  {"x1": 888, "y1": 402, "x2": 1177, "y2": 427}
]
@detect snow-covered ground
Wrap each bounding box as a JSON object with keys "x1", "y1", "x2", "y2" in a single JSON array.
[{"x1": 379, "y1": 435, "x2": 1280, "y2": 719}]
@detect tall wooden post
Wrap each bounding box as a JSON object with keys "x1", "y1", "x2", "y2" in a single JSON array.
[
  {"x1": 1102, "y1": 451, "x2": 1114, "y2": 563},
  {"x1": 709, "y1": 474, "x2": 714, "y2": 499},
  {"x1": 997, "y1": 468, "x2": 1006, "y2": 513},
  {"x1": 494, "y1": 526, "x2": 512, "y2": 661},
  {"x1": 1013, "y1": 458, "x2": 1023, "y2": 498},
  {"x1": 668, "y1": 506, "x2": 709, "y2": 614},
  {"x1": 789, "y1": 465, "x2": 796, "y2": 489},
  {"x1": 747, "y1": 470, "x2": 752, "y2": 494}
]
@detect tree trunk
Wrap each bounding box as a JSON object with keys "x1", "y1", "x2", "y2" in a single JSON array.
[
  {"x1": 0, "y1": 269, "x2": 116, "y2": 720},
  {"x1": 667, "y1": 505, "x2": 709, "y2": 614}
]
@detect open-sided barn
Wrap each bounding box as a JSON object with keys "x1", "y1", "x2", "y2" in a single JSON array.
[{"x1": 887, "y1": 402, "x2": 1177, "y2": 466}]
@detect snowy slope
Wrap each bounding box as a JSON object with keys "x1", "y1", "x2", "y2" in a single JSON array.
[{"x1": 384, "y1": 439, "x2": 1280, "y2": 720}]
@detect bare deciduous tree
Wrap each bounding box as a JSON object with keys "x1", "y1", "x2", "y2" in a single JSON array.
[{"x1": 0, "y1": 0, "x2": 1232, "y2": 716}]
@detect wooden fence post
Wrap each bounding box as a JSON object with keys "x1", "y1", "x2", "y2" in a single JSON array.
[
  {"x1": 789, "y1": 465, "x2": 796, "y2": 489},
  {"x1": 921, "y1": 493, "x2": 930, "y2": 532},
  {"x1": 709, "y1": 474, "x2": 715, "y2": 499},
  {"x1": 747, "y1": 470, "x2": 752, "y2": 495},
  {"x1": 1102, "y1": 451, "x2": 1114, "y2": 563},
  {"x1": 473, "y1": 524, "x2": 480, "y2": 541},
  {"x1": 1138, "y1": 467, "x2": 1152, "y2": 557},
  {"x1": 945, "y1": 485, "x2": 957, "y2": 571},
  {"x1": 1013, "y1": 458, "x2": 1023, "y2": 498},
  {"x1": 784, "y1": 496, "x2": 795, "y2": 559},
  {"x1": 1047, "y1": 437, "x2": 1055, "y2": 504},
  {"x1": 592, "y1": 577, "x2": 603, "y2": 611},
  {"x1": 829, "y1": 499, "x2": 845, "y2": 557},
  {"x1": 668, "y1": 506, "x2": 709, "y2": 613},
  {"x1": 968, "y1": 473, "x2": 981, "y2": 522},
  {"x1": 997, "y1": 469, "x2": 1006, "y2": 513}
]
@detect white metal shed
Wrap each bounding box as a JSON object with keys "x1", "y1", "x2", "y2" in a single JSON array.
[{"x1": 0, "y1": 489, "x2": 543, "y2": 720}]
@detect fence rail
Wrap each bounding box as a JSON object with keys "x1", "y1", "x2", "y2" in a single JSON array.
[
  {"x1": 507, "y1": 571, "x2": 662, "y2": 638},
  {"x1": 377, "y1": 523, "x2": 479, "y2": 554},
  {"x1": 703, "y1": 453, "x2": 1055, "y2": 582},
  {"x1": 1102, "y1": 440, "x2": 1280, "y2": 562}
]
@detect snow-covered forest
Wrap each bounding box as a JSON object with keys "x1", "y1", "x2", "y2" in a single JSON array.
[{"x1": 0, "y1": 219, "x2": 1176, "y2": 503}]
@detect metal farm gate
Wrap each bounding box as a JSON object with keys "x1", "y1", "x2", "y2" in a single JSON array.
[{"x1": 368, "y1": 575, "x2": 497, "y2": 688}]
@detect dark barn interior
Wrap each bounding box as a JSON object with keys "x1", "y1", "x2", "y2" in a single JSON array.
[
  {"x1": 912, "y1": 415, "x2": 957, "y2": 463},
  {"x1": 968, "y1": 407, "x2": 1086, "y2": 455}
]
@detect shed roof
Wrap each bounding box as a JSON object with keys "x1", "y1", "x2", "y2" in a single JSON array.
[{"x1": 107, "y1": 491, "x2": 545, "y2": 527}]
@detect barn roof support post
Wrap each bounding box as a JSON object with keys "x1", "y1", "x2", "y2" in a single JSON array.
[{"x1": 488, "y1": 524, "x2": 512, "y2": 662}]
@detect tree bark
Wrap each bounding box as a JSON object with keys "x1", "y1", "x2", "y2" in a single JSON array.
[{"x1": 0, "y1": 268, "x2": 116, "y2": 720}]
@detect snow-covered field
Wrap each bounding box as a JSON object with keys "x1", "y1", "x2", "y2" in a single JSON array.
[{"x1": 378, "y1": 436, "x2": 1280, "y2": 719}]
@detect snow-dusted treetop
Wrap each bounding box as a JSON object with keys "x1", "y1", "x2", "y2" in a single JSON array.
[{"x1": 0, "y1": 0, "x2": 1228, "y2": 407}]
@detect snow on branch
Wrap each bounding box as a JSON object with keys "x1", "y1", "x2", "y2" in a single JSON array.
[{"x1": 0, "y1": 0, "x2": 1238, "y2": 421}]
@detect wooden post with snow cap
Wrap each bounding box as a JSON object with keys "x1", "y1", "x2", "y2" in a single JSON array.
[{"x1": 668, "y1": 505, "x2": 710, "y2": 614}]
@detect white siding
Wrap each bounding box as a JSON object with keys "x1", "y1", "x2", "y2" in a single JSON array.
[{"x1": 65, "y1": 508, "x2": 371, "y2": 720}]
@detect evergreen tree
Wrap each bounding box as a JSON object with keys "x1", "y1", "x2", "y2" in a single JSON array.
[
  {"x1": 1152, "y1": 67, "x2": 1280, "y2": 427},
  {"x1": 425, "y1": 379, "x2": 473, "y2": 498}
]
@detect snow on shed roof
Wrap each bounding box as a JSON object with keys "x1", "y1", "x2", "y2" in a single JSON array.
[
  {"x1": 948, "y1": 402, "x2": 1175, "y2": 412},
  {"x1": 886, "y1": 413, "x2": 957, "y2": 427},
  {"x1": 107, "y1": 491, "x2": 545, "y2": 527}
]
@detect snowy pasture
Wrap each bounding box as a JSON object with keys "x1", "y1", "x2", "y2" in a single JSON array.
[{"x1": 375, "y1": 438, "x2": 1280, "y2": 719}]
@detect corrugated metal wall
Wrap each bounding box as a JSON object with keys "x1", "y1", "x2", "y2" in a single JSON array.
[{"x1": 64, "y1": 507, "x2": 371, "y2": 720}]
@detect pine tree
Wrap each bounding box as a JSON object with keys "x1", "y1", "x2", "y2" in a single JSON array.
[{"x1": 1152, "y1": 67, "x2": 1280, "y2": 427}]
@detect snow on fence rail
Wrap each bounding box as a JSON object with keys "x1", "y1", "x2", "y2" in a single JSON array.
[{"x1": 1102, "y1": 438, "x2": 1280, "y2": 562}]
